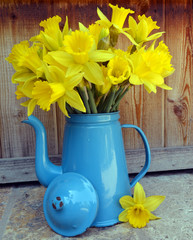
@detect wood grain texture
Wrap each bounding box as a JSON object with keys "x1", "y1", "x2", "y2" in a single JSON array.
[
  {"x1": 1, "y1": 146, "x2": 193, "y2": 184},
  {"x1": 165, "y1": 0, "x2": 193, "y2": 147},
  {"x1": 0, "y1": 0, "x2": 192, "y2": 182}
]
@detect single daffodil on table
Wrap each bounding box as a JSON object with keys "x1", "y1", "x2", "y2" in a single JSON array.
[{"x1": 119, "y1": 182, "x2": 165, "y2": 228}]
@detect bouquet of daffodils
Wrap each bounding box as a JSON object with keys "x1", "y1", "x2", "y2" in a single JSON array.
[{"x1": 6, "y1": 4, "x2": 175, "y2": 117}]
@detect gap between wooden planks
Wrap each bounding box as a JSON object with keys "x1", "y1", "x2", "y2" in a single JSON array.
[{"x1": 0, "y1": 146, "x2": 193, "y2": 184}]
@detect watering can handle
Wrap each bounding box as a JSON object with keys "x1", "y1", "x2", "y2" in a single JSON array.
[{"x1": 121, "y1": 124, "x2": 151, "y2": 188}]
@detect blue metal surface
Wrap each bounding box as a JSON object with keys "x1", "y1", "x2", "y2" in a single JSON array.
[
  {"x1": 61, "y1": 112, "x2": 151, "y2": 227},
  {"x1": 121, "y1": 124, "x2": 151, "y2": 188},
  {"x1": 22, "y1": 116, "x2": 62, "y2": 187},
  {"x1": 23, "y1": 112, "x2": 151, "y2": 235},
  {"x1": 43, "y1": 172, "x2": 98, "y2": 237}
]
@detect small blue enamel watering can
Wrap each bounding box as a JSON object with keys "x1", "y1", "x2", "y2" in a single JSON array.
[{"x1": 23, "y1": 112, "x2": 151, "y2": 237}]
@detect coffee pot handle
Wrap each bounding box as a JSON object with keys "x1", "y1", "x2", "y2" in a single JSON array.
[{"x1": 121, "y1": 124, "x2": 151, "y2": 188}]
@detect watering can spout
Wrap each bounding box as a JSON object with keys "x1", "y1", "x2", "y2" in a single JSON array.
[{"x1": 22, "y1": 115, "x2": 62, "y2": 187}]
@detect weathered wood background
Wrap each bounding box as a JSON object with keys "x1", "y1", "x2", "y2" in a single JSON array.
[{"x1": 0, "y1": 0, "x2": 192, "y2": 183}]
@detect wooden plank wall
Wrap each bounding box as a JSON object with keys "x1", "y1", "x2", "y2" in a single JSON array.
[{"x1": 0, "y1": 0, "x2": 192, "y2": 183}]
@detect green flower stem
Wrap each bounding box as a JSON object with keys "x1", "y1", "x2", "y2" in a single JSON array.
[
  {"x1": 97, "y1": 95, "x2": 105, "y2": 113},
  {"x1": 99, "y1": 91, "x2": 113, "y2": 112},
  {"x1": 103, "y1": 87, "x2": 116, "y2": 113},
  {"x1": 74, "y1": 108, "x2": 82, "y2": 114},
  {"x1": 112, "y1": 87, "x2": 129, "y2": 111},
  {"x1": 113, "y1": 87, "x2": 124, "y2": 105},
  {"x1": 91, "y1": 83, "x2": 96, "y2": 98},
  {"x1": 77, "y1": 87, "x2": 91, "y2": 114},
  {"x1": 87, "y1": 87, "x2": 98, "y2": 113},
  {"x1": 66, "y1": 103, "x2": 74, "y2": 114}
]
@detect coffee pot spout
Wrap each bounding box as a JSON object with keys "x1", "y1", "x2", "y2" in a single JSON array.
[{"x1": 22, "y1": 115, "x2": 62, "y2": 187}]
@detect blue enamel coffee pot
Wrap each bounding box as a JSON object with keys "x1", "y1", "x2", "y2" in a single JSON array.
[{"x1": 23, "y1": 112, "x2": 151, "y2": 236}]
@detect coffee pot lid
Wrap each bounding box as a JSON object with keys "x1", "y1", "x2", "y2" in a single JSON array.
[{"x1": 43, "y1": 172, "x2": 98, "y2": 237}]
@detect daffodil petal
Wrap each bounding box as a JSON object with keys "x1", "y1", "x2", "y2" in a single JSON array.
[
  {"x1": 79, "y1": 22, "x2": 89, "y2": 32},
  {"x1": 65, "y1": 64, "x2": 83, "y2": 78},
  {"x1": 83, "y1": 62, "x2": 104, "y2": 85},
  {"x1": 129, "y1": 16, "x2": 137, "y2": 32},
  {"x1": 57, "y1": 97, "x2": 69, "y2": 117},
  {"x1": 119, "y1": 195, "x2": 135, "y2": 209},
  {"x1": 143, "y1": 72, "x2": 164, "y2": 85},
  {"x1": 137, "y1": 19, "x2": 148, "y2": 43},
  {"x1": 62, "y1": 16, "x2": 69, "y2": 38},
  {"x1": 46, "y1": 51, "x2": 74, "y2": 67},
  {"x1": 144, "y1": 195, "x2": 165, "y2": 212},
  {"x1": 118, "y1": 209, "x2": 129, "y2": 222},
  {"x1": 27, "y1": 99, "x2": 37, "y2": 116},
  {"x1": 142, "y1": 73, "x2": 164, "y2": 93},
  {"x1": 64, "y1": 72, "x2": 84, "y2": 89},
  {"x1": 146, "y1": 32, "x2": 165, "y2": 42},
  {"x1": 12, "y1": 72, "x2": 36, "y2": 83},
  {"x1": 97, "y1": 8, "x2": 111, "y2": 28},
  {"x1": 159, "y1": 83, "x2": 172, "y2": 90},
  {"x1": 162, "y1": 68, "x2": 175, "y2": 78},
  {"x1": 122, "y1": 31, "x2": 138, "y2": 46},
  {"x1": 40, "y1": 32, "x2": 59, "y2": 51},
  {"x1": 149, "y1": 212, "x2": 161, "y2": 220},
  {"x1": 134, "y1": 182, "x2": 146, "y2": 204},
  {"x1": 43, "y1": 53, "x2": 68, "y2": 74},
  {"x1": 129, "y1": 73, "x2": 143, "y2": 85},
  {"x1": 20, "y1": 99, "x2": 30, "y2": 107},
  {"x1": 21, "y1": 99, "x2": 37, "y2": 116},
  {"x1": 144, "y1": 82, "x2": 157, "y2": 93},
  {"x1": 65, "y1": 90, "x2": 86, "y2": 112},
  {"x1": 45, "y1": 65, "x2": 66, "y2": 83},
  {"x1": 89, "y1": 50, "x2": 114, "y2": 62}
]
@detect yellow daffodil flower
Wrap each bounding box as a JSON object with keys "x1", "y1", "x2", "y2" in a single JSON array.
[
  {"x1": 88, "y1": 23, "x2": 104, "y2": 46},
  {"x1": 146, "y1": 41, "x2": 175, "y2": 78},
  {"x1": 32, "y1": 80, "x2": 65, "y2": 111},
  {"x1": 96, "y1": 4, "x2": 136, "y2": 47},
  {"x1": 89, "y1": 24, "x2": 110, "y2": 50},
  {"x1": 15, "y1": 81, "x2": 33, "y2": 100},
  {"x1": 15, "y1": 80, "x2": 38, "y2": 116},
  {"x1": 15, "y1": 86, "x2": 26, "y2": 100},
  {"x1": 14, "y1": 63, "x2": 85, "y2": 116},
  {"x1": 30, "y1": 15, "x2": 66, "y2": 51},
  {"x1": 32, "y1": 65, "x2": 85, "y2": 116},
  {"x1": 79, "y1": 22, "x2": 110, "y2": 50},
  {"x1": 6, "y1": 41, "x2": 30, "y2": 72},
  {"x1": 45, "y1": 30, "x2": 114, "y2": 85},
  {"x1": 129, "y1": 41, "x2": 174, "y2": 93},
  {"x1": 97, "y1": 4, "x2": 134, "y2": 31},
  {"x1": 6, "y1": 6, "x2": 175, "y2": 116},
  {"x1": 126, "y1": 15, "x2": 164, "y2": 46},
  {"x1": 107, "y1": 56, "x2": 131, "y2": 84},
  {"x1": 6, "y1": 41, "x2": 41, "y2": 71},
  {"x1": 6, "y1": 41, "x2": 44, "y2": 83},
  {"x1": 119, "y1": 182, "x2": 165, "y2": 228}
]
